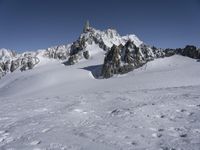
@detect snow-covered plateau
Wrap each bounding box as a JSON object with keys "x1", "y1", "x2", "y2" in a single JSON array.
[{"x1": 0, "y1": 24, "x2": 200, "y2": 150}]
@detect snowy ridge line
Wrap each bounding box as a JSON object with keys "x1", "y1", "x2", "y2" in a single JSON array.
[
  {"x1": 1, "y1": 22, "x2": 200, "y2": 79},
  {"x1": 0, "y1": 22, "x2": 147, "y2": 79}
]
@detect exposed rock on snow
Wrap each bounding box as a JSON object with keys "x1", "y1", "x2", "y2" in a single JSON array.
[
  {"x1": 0, "y1": 23, "x2": 146, "y2": 79},
  {"x1": 1, "y1": 23, "x2": 200, "y2": 80},
  {"x1": 0, "y1": 49, "x2": 40, "y2": 79},
  {"x1": 165, "y1": 45, "x2": 200, "y2": 59},
  {"x1": 101, "y1": 40, "x2": 165, "y2": 78}
]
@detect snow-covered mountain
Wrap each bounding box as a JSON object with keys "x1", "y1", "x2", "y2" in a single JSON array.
[
  {"x1": 0, "y1": 23, "x2": 161, "y2": 79},
  {"x1": 1, "y1": 22, "x2": 200, "y2": 150},
  {"x1": 1, "y1": 22, "x2": 200, "y2": 80}
]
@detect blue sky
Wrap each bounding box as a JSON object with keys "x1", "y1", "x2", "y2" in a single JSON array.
[{"x1": 0, "y1": 0, "x2": 200, "y2": 51}]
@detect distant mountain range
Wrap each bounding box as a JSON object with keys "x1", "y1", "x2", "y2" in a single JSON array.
[{"x1": 0, "y1": 22, "x2": 200, "y2": 79}]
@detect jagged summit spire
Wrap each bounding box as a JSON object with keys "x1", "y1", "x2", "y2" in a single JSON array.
[{"x1": 83, "y1": 20, "x2": 90, "y2": 33}]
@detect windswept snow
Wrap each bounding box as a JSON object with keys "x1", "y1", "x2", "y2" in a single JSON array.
[{"x1": 0, "y1": 55, "x2": 200, "y2": 150}]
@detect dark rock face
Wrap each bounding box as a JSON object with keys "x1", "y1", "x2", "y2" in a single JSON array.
[
  {"x1": 67, "y1": 55, "x2": 78, "y2": 65},
  {"x1": 182, "y1": 45, "x2": 200, "y2": 59},
  {"x1": 151, "y1": 46, "x2": 165, "y2": 58},
  {"x1": 27, "y1": 60, "x2": 34, "y2": 70},
  {"x1": 83, "y1": 51, "x2": 90, "y2": 59},
  {"x1": 20, "y1": 57, "x2": 40, "y2": 72},
  {"x1": 96, "y1": 38, "x2": 110, "y2": 51},
  {"x1": 164, "y1": 45, "x2": 200, "y2": 59},
  {"x1": 0, "y1": 62, "x2": 5, "y2": 78},
  {"x1": 164, "y1": 49, "x2": 176, "y2": 57},
  {"x1": 10, "y1": 60, "x2": 20, "y2": 72},
  {"x1": 123, "y1": 40, "x2": 145, "y2": 66},
  {"x1": 70, "y1": 40, "x2": 85, "y2": 55},
  {"x1": 101, "y1": 45, "x2": 121, "y2": 78},
  {"x1": 101, "y1": 63, "x2": 113, "y2": 78},
  {"x1": 101, "y1": 42, "x2": 144, "y2": 78},
  {"x1": 4, "y1": 61, "x2": 10, "y2": 72},
  {"x1": 118, "y1": 64, "x2": 134, "y2": 74},
  {"x1": 101, "y1": 41, "x2": 165, "y2": 78},
  {"x1": 123, "y1": 41, "x2": 135, "y2": 64}
]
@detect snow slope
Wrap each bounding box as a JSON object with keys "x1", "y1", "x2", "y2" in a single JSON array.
[{"x1": 0, "y1": 54, "x2": 200, "y2": 150}]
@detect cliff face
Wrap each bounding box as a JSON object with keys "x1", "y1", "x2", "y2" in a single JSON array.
[{"x1": 101, "y1": 41, "x2": 165, "y2": 78}]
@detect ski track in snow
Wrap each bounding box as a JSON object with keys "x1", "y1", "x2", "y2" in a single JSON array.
[{"x1": 0, "y1": 55, "x2": 200, "y2": 150}]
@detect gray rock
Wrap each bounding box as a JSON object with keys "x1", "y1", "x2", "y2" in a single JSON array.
[
  {"x1": 83, "y1": 51, "x2": 90, "y2": 59},
  {"x1": 66, "y1": 55, "x2": 78, "y2": 65},
  {"x1": 101, "y1": 45, "x2": 121, "y2": 78}
]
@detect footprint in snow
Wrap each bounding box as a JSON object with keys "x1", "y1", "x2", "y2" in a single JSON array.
[
  {"x1": 131, "y1": 141, "x2": 137, "y2": 146},
  {"x1": 149, "y1": 128, "x2": 164, "y2": 132},
  {"x1": 149, "y1": 128, "x2": 157, "y2": 131},
  {"x1": 186, "y1": 112, "x2": 194, "y2": 116},
  {"x1": 0, "y1": 137, "x2": 4, "y2": 142},
  {"x1": 73, "y1": 109, "x2": 88, "y2": 114},
  {"x1": 42, "y1": 128, "x2": 51, "y2": 133},
  {"x1": 158, "y1": 128, "x2": 164, "y2": 132},
  {"x1": 193, "y1": 129, "x2": 200, "y2": 134},
  {"x1": 176, "y1": 109, "x2": 186, "y2": 113},
  {"x1": 30, "y1": 140, "x2": 41, "y2": 145},
  {"x1": 155, "y1": 114, "x2": 165, "y2": 118},
  {"x1": 34, "y1": 108, "x2": 48, "y2": 112},
  {"x1": 179, "y1": 133, "x2": 187, "y2": 138},
  {"x1": 152, "y1": 133, "x2": 162, "y2": 138},
  {"x1": 0, "y1": 131, "x2": 14, "y2": 144}
]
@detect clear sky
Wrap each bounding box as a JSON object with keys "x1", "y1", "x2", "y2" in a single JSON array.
[{"x1": 0, "y1": 0, "x2": 200, "y2": 52}]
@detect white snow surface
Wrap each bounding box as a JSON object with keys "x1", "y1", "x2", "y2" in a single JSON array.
[{"x1": 0, "y1": 52, "x2": 200, "y2": 150}]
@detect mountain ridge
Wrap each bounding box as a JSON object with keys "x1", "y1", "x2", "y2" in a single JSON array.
[
  {"x1": 0, "y1": 23, "x2": 200, "y2": 79},
  {"x1": 0, "y1": 23, "x2": 148, "y2": 79}
]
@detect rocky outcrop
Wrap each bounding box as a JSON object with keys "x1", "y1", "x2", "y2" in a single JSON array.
[
  {"x1": 101, "y1": 40, "x2": 165, "y2": 78},
  {"x1": 44, "y1": 45, "x2": 70, "y2": 60},
  {"x1": 64, "y1": 22, "x2": 146, "y2": 66},
  {"x1": 10, "y1": 60, "x2": 20, "y2": 72},
  {"x1": 66, "y1": 55, "x2": 78, "y2": 65},
  {"x1": 164, "y1": 45, "x2": 200, "y2": 59},
  {"x1": 164, "y1": 48, "x2": 176, "y2": 57},
  {"x1": 101, "y1": 45, "x2": 121, "y2": 78},
  {"x1": 1, "y1": 22, "x2": 199, "y2": 80},
  {"x1": 70, "y1": 39, "x2": 86, "y2": 56},
  {"x1": 83, "y1": 51, "x2": 90, "y2": 59},
  {"x1": 123, "y1": 40, "x2": 145, "y2": 66},
  {"x1": 64, "y1": 52, "x2": 84, "y2": 66},
  {"x1": 0, "y1": 48, "x2": 40, "y2": 79},
  {"x1": 181, "y1": 45, "x2": 200, "y2": 59}
]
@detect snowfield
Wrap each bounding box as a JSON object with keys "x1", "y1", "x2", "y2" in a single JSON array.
[{"x1": 0, "y1": 55, "x2": 200, "y2": 150}]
